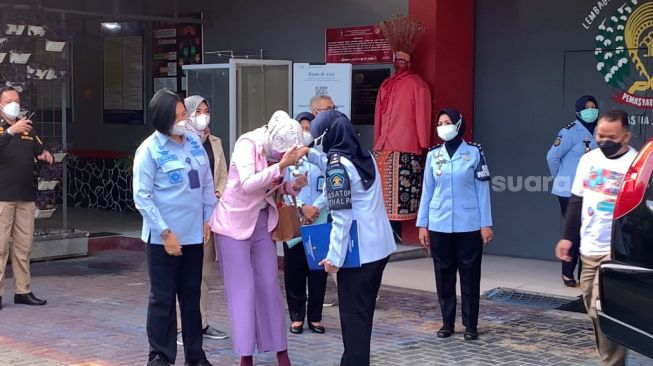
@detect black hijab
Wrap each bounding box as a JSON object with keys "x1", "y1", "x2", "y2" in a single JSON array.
[
  {"x1": 311, "y1": 110, "x2": 376, "y2": 190},
  {"x1": 437, "y1": 109, "x2": 466, "y2": 157},
  {"x1": 575, "y1": 95, "x2": 598, "y2": 135}
]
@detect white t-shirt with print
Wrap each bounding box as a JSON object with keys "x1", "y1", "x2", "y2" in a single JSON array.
[{"x1": 571, "y1": 146, "x2": 638, "y2": 256}]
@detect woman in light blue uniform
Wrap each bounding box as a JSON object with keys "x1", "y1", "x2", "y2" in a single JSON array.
[
  {"x1": 310, "y1": 110, "x2": 396, "y2": 366},
  {"x1": 133, "y1": 89, "x2": 216, "y2": 366},
  {"x1": 417, "y1": 109, "x2": 493, "y2": 341},
  {"x1": 546, "y1": 95, "x2": 598, "y2": 287}
]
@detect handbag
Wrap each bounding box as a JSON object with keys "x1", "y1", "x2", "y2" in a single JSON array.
[{"x1": 272, "y1": 194, "x2": 301, "y2": 242}]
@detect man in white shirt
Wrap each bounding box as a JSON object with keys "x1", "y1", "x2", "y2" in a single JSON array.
[{"x1": 555, "y1": 110, "x2": 637, "y2": 366}]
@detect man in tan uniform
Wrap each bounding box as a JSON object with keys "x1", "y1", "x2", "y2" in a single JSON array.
[{"x1": 0, "y1": 86, "x2": 53, "y2": 309}]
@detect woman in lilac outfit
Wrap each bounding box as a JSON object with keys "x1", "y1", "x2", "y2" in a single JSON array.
[{"x1": 209, "y1": 111, "x2": 309, "y2": 366}]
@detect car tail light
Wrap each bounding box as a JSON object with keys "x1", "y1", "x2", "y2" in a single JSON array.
[{"x1": 614, "y1": 139, "x2": 653, "y2": 219}]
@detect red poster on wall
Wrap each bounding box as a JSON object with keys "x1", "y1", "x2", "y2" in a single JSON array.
[{"x1": 325, "y1": 25, "x2": 393, "y2": 64}]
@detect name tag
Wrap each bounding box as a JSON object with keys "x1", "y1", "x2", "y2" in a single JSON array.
[{"x1": 158, "y1": 154, "x2": 178, "y2": 165}]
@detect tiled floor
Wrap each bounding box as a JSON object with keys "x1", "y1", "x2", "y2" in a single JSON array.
[{"x1": 1, "y1": 249, "x2": 650, "y2": 366}]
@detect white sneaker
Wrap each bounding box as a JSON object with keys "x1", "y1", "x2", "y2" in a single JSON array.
[{"x1": 176, "y1": 331, "x2": 183, "y2": 346}]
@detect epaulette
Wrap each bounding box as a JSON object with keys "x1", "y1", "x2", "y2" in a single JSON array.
[
  {"x1": 328, "y1": 153, "x2": 341, "y2": 165},
  {"x1": 428, "y1": 144, "x2": 442, "y2": 151},
  {"x1": 564, "y1": 121, "x2": 576, "y2": 129},
  {"x1": 468, "y1": 141, "x2": 483, "y2": 150}
]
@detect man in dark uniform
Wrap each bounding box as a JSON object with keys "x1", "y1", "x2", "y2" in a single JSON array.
[{"x1": 0, "y1": 86, "x2": 53, "y2": 309}]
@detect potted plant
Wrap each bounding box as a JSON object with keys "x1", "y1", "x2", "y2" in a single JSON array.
[
  {"x1": 35, "y1": 191, "x2": 56, "y2": 219},
  {"x1": 27, "y1": 25, "x2": 46, "y2": 37},
  {"x1": 9, "y1": 48, "x2": 31, "y2": 64},
  {"x1": 4, "y1": 22, "x2": 26, "y2": 36},
  {"x1": 44, "y1": 25, "x2": 71, "y2": 52}
]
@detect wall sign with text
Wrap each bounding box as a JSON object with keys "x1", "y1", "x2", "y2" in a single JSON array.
[
  {"x1": 325, "y1": 25, "x2": 392, "y2": 65},
  {"x1": 293, "y1": 63, "x2": 352, "y2": 119}
]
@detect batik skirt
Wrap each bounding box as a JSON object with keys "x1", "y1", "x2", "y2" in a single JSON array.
[{"x1": 373, "y1": 150, "x2": 423, "y2": 221}]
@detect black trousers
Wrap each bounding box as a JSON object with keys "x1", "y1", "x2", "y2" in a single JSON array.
[
  {"x1": 146, "y1": 243, "x2": 206, "y2": 364},
  {"x1": 283, "y1": 242, "x2": 328, "y2": 323},
  {"x1": 558, "y1": 196, "x2": 581, "y2": 279},
  {"x1": 429, "y1": 231, "x2": 482, "y2": 331},
  {"x1": 337, "y1": 256, "x2": 389, "y2": 366}
]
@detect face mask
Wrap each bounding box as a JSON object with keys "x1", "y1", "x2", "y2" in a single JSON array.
[
  {"x1": 579, "y1": 108, "x2": 599, "y2": 123},
  {"x1": 302, "y1": 131, "x2": 314, "y2": 146},
  {"x1": 171, "y1": 120, "x2": 187, "y2": 136},
  {"x1": 598, "y1": 139, "x2": 623, "y2": 158},
  {"x1": 437, "y1": 120, "x2": 461, "y2": 141},
  {"x1": 189, "y1": 113, "x2": 210, "y2": 131},
  {"x1": 2, "y1": 102, "x2": 20, "y2": 119}
]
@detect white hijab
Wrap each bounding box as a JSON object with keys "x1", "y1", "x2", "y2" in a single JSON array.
[{"x1": 262, "y1": 111, "x2": 303, "y2": 155}]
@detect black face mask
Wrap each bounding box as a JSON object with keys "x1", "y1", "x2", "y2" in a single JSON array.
[{"x1": 598, "y1": 139, "x2": 623, "y2": 158}]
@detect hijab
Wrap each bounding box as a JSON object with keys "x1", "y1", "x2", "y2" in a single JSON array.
[
  {"x1": 437, "y1": 108, "x2": 466, "y2": 157},
  {"x1": 184, "y1": 95, "x2": 208, "y2": 138},
  {"x1": 311, "y1": 110, "x2": 376, "y2": 190},
  {"x1": 575, "y1": 95, "x2": 598, "y2": 135},
  {"x1": 263, "y1": 111, "x2": 303, "y2": 159}
]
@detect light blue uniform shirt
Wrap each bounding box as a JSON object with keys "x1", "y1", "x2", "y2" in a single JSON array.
[
  {"x1": 326, "y1": 155, "x2": 396, "y2": 267},
  {"x1": 307, "y1": 148, "x2": 328, "y2": 172},
  {"x1": 417, "y1": 141, "x2": 493, "y2": 233},
  {"x1": 285, "y1": 158, "x2": 327, "y2": 210},
  {"x1": 133, "y1": 131, "x2": 216, "y2": 245},
  {"x1": 546, "y1": 121, "x2": 597, "y2": 197}
]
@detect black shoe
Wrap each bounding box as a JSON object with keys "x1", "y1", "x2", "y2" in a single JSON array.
[
  {"x1": 437, "y1": 327, "x2": 453, "y2": 338},
  {"x1": 147, "y1": 355, "x2": 170, "y2": 366},
  {"x1": 308, "y1": 322, "x2": 325, "y2": 334},
  {"x1": 14, "y1": 293, "x2": 47, "y2": 306},
  {"x1": 185, "y1": 359, "x2": 213, "y2": 366},
  {"x1": 289, "y1": 323, "x2": 303, "y2": 334},
  {"x1": 562, "y1": 276, "x2": 578, "y2": 288},
  {"x1": 464, "y1": 329, "x2": 478, "y2": 340}
]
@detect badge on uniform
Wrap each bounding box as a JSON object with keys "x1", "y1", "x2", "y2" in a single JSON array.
[
  {"x1": 317, "y1": 176, "x2": 325, "y2": 192},
  {"x1": 553, "y1": 135, "x2": 562, "y2": 146},
  {"x1": 463, "y1": 152, "x2": 471, "y2": 161},
  {"x1": 475, "y1": 151, "x2": 491, "y2": 181},
  {"x1": 169, "y1": 170, "x2": 183, "y2": 184},
  {"x1": 326, "y1": 154, "x2": 352, "y2": 210}
]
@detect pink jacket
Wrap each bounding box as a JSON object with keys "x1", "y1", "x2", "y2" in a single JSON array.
[{"x1": 209, "y1": 130, "x2": 297, "y2": 240}]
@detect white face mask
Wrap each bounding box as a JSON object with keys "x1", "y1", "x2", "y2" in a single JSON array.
[
  {"x1": 171, "y1": 120, "x2": 187, "y2": 136},
  {"x1": 437, "y1": 120, "x2": 461, "y2": 141},
  {"x1": 2, "y1": 101, "x2": 20, "y2": 119},
  {"x1": 302, "y1": 131, "x2": 314, "y2": 146},
  {"x1": 189, "y1": 113, "x2": 210, "y2": 131}
]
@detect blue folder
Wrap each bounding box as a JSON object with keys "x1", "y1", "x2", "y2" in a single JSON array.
[{"x1": 300, "y1": 220, "x2": 361, "y2": 270}]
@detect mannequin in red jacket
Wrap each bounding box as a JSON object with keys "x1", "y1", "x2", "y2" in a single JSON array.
[{"x1": 373, "y1": 51, "x2": 432, "y2": 223}]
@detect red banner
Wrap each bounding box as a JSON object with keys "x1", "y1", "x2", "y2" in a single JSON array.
[
  {"x1": 325, "y1": 25, "x2": 392, "y2": 64},
  {"x1": 612, "y1": 91, "x2": 653, "y2": 109}
]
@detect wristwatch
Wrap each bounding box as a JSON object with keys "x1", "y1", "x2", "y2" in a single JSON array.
[
  {"x1": 160, "y1": 228, "x2": 172, "y2": 240},
  {"x1": 6, "y1": 127, "x2": 12, "y2": 135}
]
